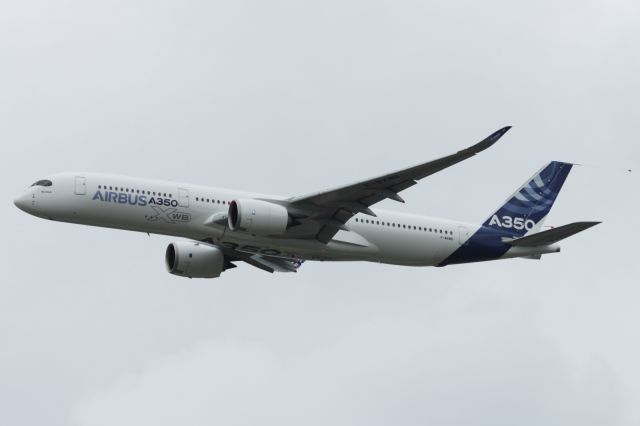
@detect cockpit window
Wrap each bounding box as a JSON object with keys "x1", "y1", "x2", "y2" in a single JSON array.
[{"x1": 30, "y1": 179, "x2": 52, "y2": 187}]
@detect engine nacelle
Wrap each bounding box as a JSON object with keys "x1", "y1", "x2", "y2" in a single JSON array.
[
  {"x1": 228, "y1": 199, "x2": 290, "y2": 235},
  {"x1": 165, "y1": 241, "x2": 224, "y2": 278}
]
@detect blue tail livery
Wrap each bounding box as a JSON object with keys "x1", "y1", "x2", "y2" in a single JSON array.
[
  {"x1": 440, "y1": 161, "x2": 574, "y2": 265},
  {"x1": 484, "y1": 161, "x2": 572, "y2": 236}
]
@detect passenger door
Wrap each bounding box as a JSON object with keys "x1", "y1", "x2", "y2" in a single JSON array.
[
  {"x1": 178, "y1": 188, "x2": 189, "y2": 208},
  {"x1": 74, "y1": 176, "x2": 86, "y2": 195},
  {"x1": 458, "y1": 225, "x2": 469, "y2": 245}
]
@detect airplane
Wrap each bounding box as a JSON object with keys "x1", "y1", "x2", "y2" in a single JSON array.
[{"x1": 14, "y1": 127, "x2": 600, "y2": 279}]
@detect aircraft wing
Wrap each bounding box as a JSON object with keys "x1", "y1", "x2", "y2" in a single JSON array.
[
  {"x1": 243, "y1": 254, "x2": 305, "y2": 273},
  {"x1": 287, "y1": 126, "x2": 511, "y2": 243},
  {"x1": 206, "y1": 239, "x2": 305, "y2": 273}
]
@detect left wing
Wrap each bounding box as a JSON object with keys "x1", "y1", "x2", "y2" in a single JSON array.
[{"x1": 286, "y1": 126, "x2": 511, "y2": 243}]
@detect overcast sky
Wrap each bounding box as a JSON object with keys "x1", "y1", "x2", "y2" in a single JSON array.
[{"x1": 1, "y1": 0, "x2": 639, "y2": 425}]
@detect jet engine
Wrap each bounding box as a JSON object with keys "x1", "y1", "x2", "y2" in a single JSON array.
[
  {"x1": 165, "y1": 241, "x2": 225, "y2": 278},
  {"x1": 228, "y1": 199, "x2": 290, "y2": 235}
]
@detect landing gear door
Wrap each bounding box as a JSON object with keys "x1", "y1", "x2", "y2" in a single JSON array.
[
  {"x1": 458, "y1": 226, "x2": 469, "y2": 245},
  {"x1": 178, "y1": 188, "x2": 189, "y2": 208},
  {"x1": 74, "y1": 176, "x2": 86, "y2": 195}
]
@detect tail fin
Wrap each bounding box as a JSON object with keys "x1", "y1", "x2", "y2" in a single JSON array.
[{"x1": 484, "y1": 161, "x2": 572, "y2": 237}]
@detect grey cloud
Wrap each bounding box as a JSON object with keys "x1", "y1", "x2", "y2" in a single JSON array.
[{"x1": 69, "y1": 297, "x2": 620, "y2": 426}]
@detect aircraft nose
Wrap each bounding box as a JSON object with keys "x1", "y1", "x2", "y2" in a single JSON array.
[{"x1": 14, "y1": 192, "x2": 32, "y2": 212}]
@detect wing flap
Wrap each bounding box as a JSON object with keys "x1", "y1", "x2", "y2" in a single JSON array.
[
  {"x1": 201, "y1": 239, "x2": 305, "y2": 274},
  {"x1": 248, "y1": 255, "x2": 304, "y2": 273}
]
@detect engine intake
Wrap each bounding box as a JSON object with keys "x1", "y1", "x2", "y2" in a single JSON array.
[
  {"x1": 165, "y1": 241, "x2": 225, "y2": 278},
  {"x1": 228, "y1": 199, "x2": 290, "y2": 235}
]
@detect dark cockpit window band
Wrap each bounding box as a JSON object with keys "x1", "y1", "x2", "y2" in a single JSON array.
[{"x1": 30, "y1": 179, "x2": 52, "y2": 187}]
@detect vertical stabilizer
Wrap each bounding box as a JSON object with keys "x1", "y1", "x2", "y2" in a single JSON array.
[
  {"x1": 483, "y1": 161, "x2": 572, "y2": 237},
  {"x1": 440, "y1": 161, "x2": 573, "y2": 266}
]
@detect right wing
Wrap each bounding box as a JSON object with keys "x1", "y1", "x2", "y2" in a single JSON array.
[{"x1": 285, "y1": 126, "x2": 512, "y2": 243}]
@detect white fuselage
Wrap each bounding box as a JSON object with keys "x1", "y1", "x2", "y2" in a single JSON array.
[{"x1": 14, "y1": 172, "x2": 557, "y2": 267}]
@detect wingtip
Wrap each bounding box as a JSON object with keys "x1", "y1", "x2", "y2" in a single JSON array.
[
  {"x1": 578, "y1": 221, "x2": 602, "y2": 229},
  {"x1": 484, "y1": 126, "x2": 512, "y2": 146},
  {"x1": 496, "y1": 125, "x2": 512, "y2": 137},
  {"x1": 463, "y1": 126, "x2": 513, "y2": 155}
]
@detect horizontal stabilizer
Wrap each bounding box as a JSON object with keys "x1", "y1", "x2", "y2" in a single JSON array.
[
  {"x1": 504, "y1": 221, "x2": 600, "y2": 247},
  {"x1": 521, "y1": 254, "x2": 542, "y2": 260}
]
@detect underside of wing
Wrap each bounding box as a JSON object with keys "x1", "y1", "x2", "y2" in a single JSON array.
[
  {"x1": 203, "y1": 239, "x2": 305, "y2": 274},
  {"x1": 284, "y1": 126, "x2": 511, "y2": 243},
  {"x1": 244, "y1": 255, "x2": 305, "y2": 273}
]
